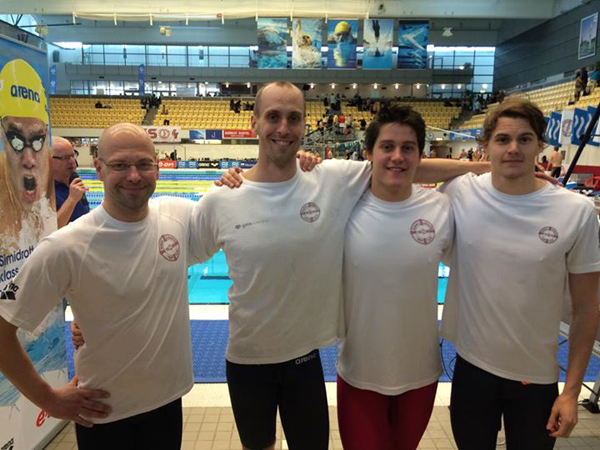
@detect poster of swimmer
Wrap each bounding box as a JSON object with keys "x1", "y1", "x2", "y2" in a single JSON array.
[
  {"x1": 363, "y1": 19, "x2": 393, "y2": 69},
  {"x1": 327, "y1": 20, "x2": 358, "y2": 69},
  {"x1": 578, "y1": 12, "x2": 597, "y2": 60},
  {"x1": 292, "y1": 19, "x2": 323, "y2": 69},
  {"x1": 257, "y1": 18, "x2": 289, "y2": 69},
  {"x1": 397, "y1": 21, "x2": 429, "y2": 69},
  {"x1": 0, "y1": 36, "x2": 66, "y2": 450}
]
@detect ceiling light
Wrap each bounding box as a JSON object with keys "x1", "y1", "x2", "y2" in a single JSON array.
[
  {"x1": 394, "y1": 83, "x2": 399, "y2": 89},
  {"x1": 331, "y1": 83, "x2": 336, "y2": 89},
  {"x1": 310, "y1": 83, "x2": 315, "y2": 89},
  {"x1": 416, "y1": 83, "x2": 420, "y2": 89},
  {"x1": 482, "y1": 83, "x2": 488, "y2": 89},
  {"x1": 442, "y1": 27, "x2": 453, "y2": 37},
  {"x1": 247, "y1": 82, "x2": 251, "y2": 88},
  {"x1": 441, "y1": 84, "x2": 446, "y2": 89},
  {"x1": 225, "y1": 82, "x2": 230, "y2": 88},
  {"x1": 457, "y1": 84, "x2": 462, "y2": 89},
  {"x1": 352, "y1": 83, "x2": 357, "y2": 89},
  {"x1": 373, "y1": 83, "x2": 378, "y2": 90}
]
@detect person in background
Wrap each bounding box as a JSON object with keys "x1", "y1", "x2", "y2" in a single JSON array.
[{"x1": 51, "y1": 137, "x2": 89, "y2": 228}]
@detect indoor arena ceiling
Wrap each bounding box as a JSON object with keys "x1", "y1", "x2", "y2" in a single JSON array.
[{"x1": 0, "y1": 0, "x2": 582, "y2": 20}]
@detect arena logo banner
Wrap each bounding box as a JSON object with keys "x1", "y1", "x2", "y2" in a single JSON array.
[
  {"x1": 0, "y1": 36, "x2": 68, "y2": 450},
  {"x1": 189, "y1": 130, "x2": 206, "y2": 141},
  {"x1": 546, "y1": 111, "x2": 562, "y2": 147},
  {"x1": 292, "y1": 19, "x2": 323, "y2": 69},
  {"x1": 138, "y1": 65, "x2": 145, "y2": 95},
  {"x1": 223, "y1": 129, "x2": 257, "y2": 139},
  {"x1": 586, "y1": 106, "x2": 600, "y2": 146},
  {"x1": 142, "y1": 125, "x2": 181, "y2": 143},
  {"x1": 363, "y1": 19, "x2": 393, "y2": 70},
  {"x1": 197, "y1": 160, "x2": 220, "y2": 169},
  {"x1": 572, "y1": 107, "x2": 600, "y2": 147},
  {"x1": 578, "y1": 13, "x2": 597, "y2": 60},
  {"x1": 257, "y1": 18, "x2": 288, "y2": 69},
  {"x1": 397, "y1": 21, "x2": 429, "y2": 69},
  {"x1": 327, "y1": 20, "x2": 358, "y2": 69}
]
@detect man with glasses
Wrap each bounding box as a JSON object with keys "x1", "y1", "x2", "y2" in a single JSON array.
[
  {"x1": 0, "y1": 58, "x2": 55, "y2": 250},
  {"x1": 51, "y1": 136, "x2": 90, "y2": 228},
  {"x1": 0, "y1": 123, "x2": 201, "y2": 449}
]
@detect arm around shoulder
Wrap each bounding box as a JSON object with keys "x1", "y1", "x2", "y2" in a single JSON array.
[{"x1": 415, "y1": 159, "x2": 490, "y2": 184}]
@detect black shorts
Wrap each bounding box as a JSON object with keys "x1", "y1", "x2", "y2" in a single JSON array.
[
  {"x1": 226, "y1": 349, "x2": 329, "y2": 450},
  {"x1": 450, "y1": 355, "x2": 558, "y2": 450},
  {"x1": 75, "y1": 398, "x2": 182, "y2": 450},
  {"x1": 551, "y1": 167, "x2": 561, "y2": 178}
]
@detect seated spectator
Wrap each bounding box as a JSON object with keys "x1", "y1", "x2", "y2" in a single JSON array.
[
  {"x1": 95, "y1": 100, "x2": 103, "y2": 108},
  {"x1": 574, "y1": 72, "x2": 585, "y2": 102}
]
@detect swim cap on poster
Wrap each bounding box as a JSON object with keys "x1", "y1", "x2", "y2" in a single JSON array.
[
  {"x1": 334, "y1": 21, "x2": 351, "y2": 36},
  {"x1": 0, "y1": 59, "x2": 48, "y2": 124}
]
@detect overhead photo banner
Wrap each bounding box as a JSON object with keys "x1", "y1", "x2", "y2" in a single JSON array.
[
  {"x1": 257, "y1": 18, "x2": 288, "y2": 69},
  {"x1": 579, "y1": 12, "x2": 598, "y2": 60},
  {"x1": 362, "y1": 19, "x2": 393, "y2": 69},
  {"x1": 292, "y1": 18, "x2": 323, "y2": 69},
  {"x1": 0, "y1": 36, "x2": 67, "y2": 450},
  {"x1": 327, "y1": 19, "x2": 357, "y2": 69},
  {"x1": 397, "y1": 20, "x2": 429, "y2": 69}
]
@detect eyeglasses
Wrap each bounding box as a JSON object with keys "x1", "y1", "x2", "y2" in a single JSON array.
[
  {"x1": 52, "y1": 154, "x2": 77, "y2": 161},
  {"x1": 98, "y1": 158, "x2": 158, "y2": 173},
  {"x1": 1, "y1": 119, "x2": 47, "y2": 153}
]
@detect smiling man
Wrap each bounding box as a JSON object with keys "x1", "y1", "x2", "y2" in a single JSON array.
[
  {"x1": 0, "y1": 123, "x2": 202, "y2": 449},
  {"x1": 191, "y1": 81, "x2": 490, "y2": 450},
  {"x1": 440, "y1": 100, "x2": 600, "y2": 449}
]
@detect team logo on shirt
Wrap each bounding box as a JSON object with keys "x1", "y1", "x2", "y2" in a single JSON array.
[
  {"x1": 159, "y1": 234, "x2": 180, "y2": 262},
  {"x1": 410, "y1": 219, "x2": 435, "y2": 245},
  {"x1": 300, "y1": 202, "x2": 321, "y2": 223},
  {"x1": 539, "y1": 226, "x2": 559, "y2": 244}
]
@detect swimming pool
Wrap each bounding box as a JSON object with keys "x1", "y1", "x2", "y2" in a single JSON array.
[{"x1": 77, "y1": 169, "x2": 450, "y2": 304}]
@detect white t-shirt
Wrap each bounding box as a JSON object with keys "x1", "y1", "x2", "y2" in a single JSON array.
[
  {"x1": 337, "y1": 187, "x2": 453, "y2": 395},
  {"x1": 440, "y1": 173, "x2": 600, "y2": 383},
  {"x1": 191, "y1": 159, "x2": 371, "y2": 364},
  {"x1": 0, "y1": 197, "x2": 200, "y2": 423}
]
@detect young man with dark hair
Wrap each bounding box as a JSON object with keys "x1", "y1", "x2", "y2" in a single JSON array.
[
  {"x1": 337, "y1": 105, "x2": 453, "y2": 450},
  {"x1": 441, "y1": 99, "x2": 600, "y2": 449},
  {"x1": 192, "y1": 82, "x2": 489, "y2": 450}
]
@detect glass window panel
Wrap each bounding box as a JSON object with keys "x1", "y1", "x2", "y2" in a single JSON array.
[
  {"x1": 167, "y1": 54, "x2": 187, "y2": 66},
  {"x1": 474, "y1": 65, "x2": 495, "y2": 75},
  {"x1": 208, "y1": 46, "x2": 228, "y2": 56},
  {"x1": 125, "y1": 53, "x2": 145, "y2": 65},
  {"x1": 104, "y1": 53, "x2": 125, "y2": 65},
  {"x1": 104, "y1": 44, "x2": 124, "y2": 53},
  {"x1": 147, "y1": 45, "x2": 167, "y2": 54},
  {"x1": 90, "y1": 53, "x2": 104, "y2": 65},
  {"x1": 230, "y1": 46, "x2": 249, "y2": 56},
  {"x1": 473, "y1": 75, "x2": 493, "y2": 84},
  {"x1": 110, "y1": 81, "x2": 124, "y2": 95},
  {"x1": 474, "y1": 56, "x2": 494, "y2": 66},
  {"x1": 125, "y1": 44, "x2": 145, "y2": 54},
  {"x1": 167, "y1": 45, "x2": 187, "y2": 55},
  {"x1": 70, "y1": 81, "x2": 84, "y2": 89},
  {"x1": 230, "y1": 56, "x2": 249, "y2": 67},
  {"x1": 124, "y1": 81, "x2": 139, "y2": 92},
  {"x1": 90, "y1": 44, "x2": 104, "y2": 53},
  {"x1": 453, "y1": 52, "x2": 474, "y2": 67},
  {"x1": 208, "y1": 55, "x2": 229, "y2": 67},
  {"x1": 147, "y1": 53, "x2": 167, "y2": 66}
]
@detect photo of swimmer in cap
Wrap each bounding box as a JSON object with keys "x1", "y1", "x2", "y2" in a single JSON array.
[
  {"x1": 327, "y1": 20, "x2": 358, "y2": 68},
  {"x1": 0, "y1": 58, "x2": 55, "y2": 251}
]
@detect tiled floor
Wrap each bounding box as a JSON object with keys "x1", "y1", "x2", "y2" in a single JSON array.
[{"x1": 43, "y1": 382, "x2": 600, "y2": 450}]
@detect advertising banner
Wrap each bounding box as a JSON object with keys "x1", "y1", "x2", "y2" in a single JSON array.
[
  {"x1": 292, "y1": 19, "x2": 322, "y2": 69},
  {"x1": 138, "y1": 64, "x2": 145, "y2": 95},
  {"x1": 587, "y1": 106, "x2": 600, "y2": 146},
  {"x1": 559, "y1": 108, "x2": 575, "y2": 147},
  {"x1": 0, "y1": 36, "x2": 67, "y2": 450},
  {"x1": 206, "y1": 129, "x2": 223, "y2": 140},
  {"x1": 579, "y1": 13, "x2": 598, "y2": 60},
  {"x1": 397, "y1": 21, "x2": 429, "y2": 69},
  {"x1": 158, "y1": 160, "x2": 177, "y2": 169},
  {"x1": 362, "y1": 19, "x2": 393, "y2": 69},
  {"x1": 223, "y1": 129, "x2": 257, "y2": 139},
  {"x1": 257, "y1": 18, "x2": 288, "y2": 69},
  {"x1": 546, "y1": 111, "x2": 562, "y2": 147},
  {"x1": 327, "y1": 20, "x2": 358, "y2": 69},
  {"x1": 197, "y1": 160, "x2": 221, "y2": 169},
  {"x1": 572, "y1": 107, "x2": 600, "y2": 147},
  {"x1": 142, "y1": 126, "x2": 181, "y2": 143},
  {"x1": 189, "y1": 130, "x2": 206, "y2": 141}
]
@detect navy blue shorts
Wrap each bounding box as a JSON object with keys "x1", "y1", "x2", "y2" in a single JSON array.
[{"x1": 226, "y1": 349, "x2": 329, "y2": 450}]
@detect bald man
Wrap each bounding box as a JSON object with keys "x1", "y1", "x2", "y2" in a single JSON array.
[
  {"x1": 0, "y1": 123, "x2": 201, "y2": 449},
  {"x1": 51, "y1": 137, "x2": 89, "y2": 228}
]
